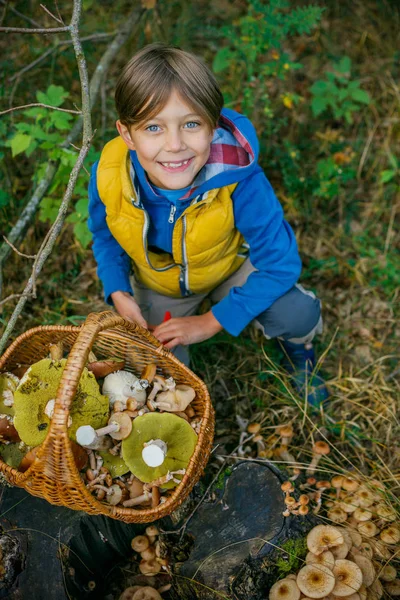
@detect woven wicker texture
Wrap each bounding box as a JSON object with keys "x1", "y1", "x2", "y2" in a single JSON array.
[{"x1": 0, "y1": 311, "x2": 214, "y2": 523}]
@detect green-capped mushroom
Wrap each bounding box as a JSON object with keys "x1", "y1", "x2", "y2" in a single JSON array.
[
  {"x1": 121, "y1": 412, "x2": 197, "y2": 489},
  {"x1": 98, "y1": 451, "x2": 130, "y2": 478},
  {"x1": 0, "y1": 442, "x2": 25, "y2": 468},
  {"x1": 13, "y1": 358, "x2": 109, "y2": 447}
]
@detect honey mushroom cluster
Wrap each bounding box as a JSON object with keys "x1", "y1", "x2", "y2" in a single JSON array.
[
  {"x1": 0, "y1": 342, "x2": 201, "y2": 511},
  {"x1": 269, "y1": 524, "x2": 400, "y2": 600}
]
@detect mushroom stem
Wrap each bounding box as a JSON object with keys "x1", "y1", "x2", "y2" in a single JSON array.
[
  {"x1": 76, "y1": 424, "x2": 114, "y2": 450},
  {"x1": 123, "y1": 491, "x2": 152, "y2": 507},
  {"x1": 49, "y1": 341, "x2": 63, "y2": 361},
  {"x1": 306, "y1": 454, "x2": 322, "y2": 475},
  {"x1": 142, "y1": 439, "x2": 168, "y2": 467},
  {"x1": 143, "y1": 469, "x2": 186, "y2": 491}
]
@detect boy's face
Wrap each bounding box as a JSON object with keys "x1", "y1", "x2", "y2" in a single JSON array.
[{"x1": 117, "y1": 89, "x2": 214, "y2": 190}]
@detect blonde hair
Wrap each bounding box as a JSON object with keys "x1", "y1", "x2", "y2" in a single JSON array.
[{"x1": 115, "y1": 43, "x2": 223, "y2": 131}]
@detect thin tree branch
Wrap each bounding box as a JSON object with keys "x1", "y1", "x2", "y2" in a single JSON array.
[
  {"x1": 0, "y1": 0, "x2": 42, "y2": 27},
  {"x1": 2, "y1": 236, "x2": 36, "y2": 259},
  {"x1": 40, "y1": 3, "x2": 64, "y2": 24},
  {"x1": 0, "y1": 25, "x2": 70, "y2": 34},
  {"x1": 0, "y1": 103, "x2": 82, "y2": 116},
  {"x1": 8, "y1": 32, "x2": 115, "y2": 84},
  {"x1": 0, "y1": 8, "x2": 141, "y2": 298},
  {"x1": 0, "y1": 0, "x2": 92, "y2": 354}
]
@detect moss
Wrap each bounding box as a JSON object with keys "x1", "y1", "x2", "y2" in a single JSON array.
[
  {"x1": 13, "y1": 358, "x2": 109, "y2": 447},
  {"x1": 214, "y1": 467, "x2": 233, "y2": 490},
  {"x1": 275, "y1": 538, "x2": 308, "y2": 578}
]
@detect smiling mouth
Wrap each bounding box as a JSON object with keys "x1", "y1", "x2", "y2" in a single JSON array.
[{"x1": 158, "y1": 157, "x2": 194, "y2": 170}]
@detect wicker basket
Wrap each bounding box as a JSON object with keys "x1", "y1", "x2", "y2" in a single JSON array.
[{"x1": 0, "y1": 311, "x2": 214, "y2": 523}]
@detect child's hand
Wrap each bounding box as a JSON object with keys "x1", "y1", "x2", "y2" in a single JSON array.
[
  {"x1": 111, "y1": 291, "x2": 147, "y2": 328},
  {"x1": 152, "y1": 311, "x2": 223, "y2": 349}
]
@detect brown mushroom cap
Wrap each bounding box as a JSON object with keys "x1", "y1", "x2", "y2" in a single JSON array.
[
  {"x1": 331, "y1": 559, "x2": 363, "y2": 597},
  {"x1": 145, "y1": 525, "x2": 159, "y2": 538},
  {"x1": 348, "y1": 530, "x2": 362, "y2": 548},
  {"x1": 139, "y1": 559, "x2": 161, "y2": 575},
  {"x1": 384, "y1": 580, "x2": 400, "y2": 597},
  {"x1": 109, "y1": 412, "x2": 133, "y2": 440},
  {"x1": 132, "y1": 588, "x2": 162, "y2": 600},
  {"x1": 306, "y1": 550, "x2": 335, "y2": 571},
  {"x1": 119, "y1": 586, "x2": 144, "y2": 600},
  {"x1": 342, "y1": 478, "x2": 359, "y2": 493},
  {"x1": 331, "y1": 542, "x2": 349, "y2": 560},
  {"x1": 140, "y1": 547, "x2": 156, "y2": 561},
  {"x1": 368, "y1": 578, "x2": 383, "y2": 600},
  {"x1": 353, "y1": 508, "x2": 372, "y2": 522},
  {"x1": 354, "y1": 488, "x2": 374, "y2": 508},
  {"x1": 248, "y1": 422, "x2": 262, "y2": 434},
  {"x1": 313, "y1": 441, "x2": 330, "y2": 456},
  {"x1": 380, "y1": 525, "x2": 400, "y2": 545},
  {"x1": 106, "y1": 484, "x2": 123, "y2": 505},
  {"x1": 357, "y1": 521, "x2": 377, "y2": 538},
  {"x1": 352, "y1": 555, "x2": 375, "y2": 587},
  {"x1": 307, "y1": 525, "x2": 345, "y2": 555},
  {"x1": 131, "y1": 535, "x2": 150, "y2": 553},
  {"x1": 379, "y1": 565, "x2": 397, "y2": 582},
  {"x1": 376, "y1": 506, "x2": 396, "y2": 522},
  {"x1": 327, "y1": 507, "x2": 348, "y2": 524},
  {"x1": 88, "y1": 359, "x2": 125, "y2": 379},
  {"x1": 269, "y1": 578, "x2": 301, "y2": 600},
  {"x1": 296, "y1": 564, "x2": 335, "y2": 598}
]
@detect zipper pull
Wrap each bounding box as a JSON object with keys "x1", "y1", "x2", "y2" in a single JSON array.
[{"x1": 168, "y1": 205, "x2": 176, "y2": 224}]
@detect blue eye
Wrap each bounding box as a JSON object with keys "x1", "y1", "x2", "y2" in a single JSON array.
[
  {"x1": 146, "y1": 124, "x2": 161, "y2": 132},
  {"x1": 185, "y1": 121, "x2": 200, "y2": 129}
]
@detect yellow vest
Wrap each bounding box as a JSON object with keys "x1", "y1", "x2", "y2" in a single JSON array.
[{"x1": 97, "y1": 137, "x2": 246, "y2": 297}]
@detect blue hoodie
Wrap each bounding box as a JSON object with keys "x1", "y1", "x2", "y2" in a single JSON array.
[{"x1": 88, "y1": 108, "x2": 302, "y2": 336}]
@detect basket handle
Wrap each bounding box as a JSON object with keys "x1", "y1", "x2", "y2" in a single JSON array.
[{"x1": 51, "y1": 311, "x2": 144, "y2": 420}]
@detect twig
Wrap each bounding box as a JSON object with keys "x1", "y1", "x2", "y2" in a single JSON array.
[
  {"x1": 2, "y1": 236, "x2": 36, "y2": 259},
  {"x1": 0, "y1": 0, "x2": 42, "y2": 27},
  {"x1": 0, "y1": 0, "x2": 9, "y2": 27},
  {"x1": 0, "y1": 8, "x2": 142, "y2": 299},
  {"x1": 0, "y1": 25, "x2": 69, "y2": 34},
  {"x1": 0, "y1": 0, "x2": 92, "y2": 354},
  {"x1": 0, "y1": 103, "x2": 82, "y2": 116},
  {"x1": 40, "y1": 3, "x2": 64, "y2": 24}
]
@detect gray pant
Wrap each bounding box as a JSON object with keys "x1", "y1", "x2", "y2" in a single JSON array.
[{"x1": 132, "y1": 259, "x2": 322, "y2": 365}]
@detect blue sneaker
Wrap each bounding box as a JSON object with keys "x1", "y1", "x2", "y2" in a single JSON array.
[{"x1": 278, "y1": 340, "x2": 330, "y2": 407}]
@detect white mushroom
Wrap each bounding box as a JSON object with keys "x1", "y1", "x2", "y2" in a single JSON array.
[{"x1": 102, "y1": 370, "x2": 147, "y2": 408}]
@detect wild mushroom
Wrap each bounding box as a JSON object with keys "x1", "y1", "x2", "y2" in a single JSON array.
[
  {"x1": 0, "y1": 372, "x2": 19, "y2": 412},
  {"x1": 269, "y1": 578, "x2": 301, "y2": 600},
  {"x1": 76, "y1": 412, "x2": 132, "y2": 449},
  {"x1": 368, "y1": 578, "x2": 384, "y2": 600},
  {"x1": 376, "y1": 505, "x2": 396, "y2": 522},
  {"x1": 121, "y1": 413, "x2": 197, "y2": 489},
  {"x1": 305, "y1": 550, "x2": 335, "y2": 571},
  {"x1": 330, "y1": 542, "x2": 349, "y2": 560},
  {"x1": 306, "y1": 442, "x2": 330, "y2": 475},
  {"x1": 357, "y1": 521, "x2": 377, "y2": 538},
  {"x1": 352, "y1": 555, "x2": 375, "y2": 587},
  {"x1": 88, "y1": 358, "x2": 125, "y2": 379},
  {"x1": 247, "y1": 422, "x2": 262, "y2": 435},
  {"x1": 354, "y1": 487, "x2": 374, "y2": 508},
  {"x1": 131, "y1": 535, "x2": 150, "y2": 553},
  {"x1": 331, "y1": 559, "x2": 363, "y2": 597},
  {"x1": 353, "y1": 507, "x2": 372, "y2": 522},
  {"x1": 384, "y1": 580, "x2": 400, "y2": 597},
  {"x1": 139, "y1": 559, "x2": 161, "y2": 575},
  {"x1": 140, "y1": 363, "x2": 157, "y2": 384},
  {"x1": 296, "y1": 564, "x2": 335, "y2": 598},
  {"x1": 102, "y1": 370, "x2": 147, "y2": 408},
  {"x1": 380, "y1": 525, "x2": 400, "y2": 545},
  {"x1": 145, "y1": 525, "x2": 159, "y2": 544},
  {"x1": 131, "y1": 587, "x2": 162, "y2": 600},
  {"x1": 92, "y1": 484, "x2": 123, "y2": 505},
  {"x1": 331, "y1": 475, "x2": 345, "y2": 499},
  {"x1": 13, "y1": 358, "x2": 109, "y2": 447},
  {"x1": 98, "y1": 451, "x2": 130, "y2": 478},
  {"x1": 327, "y1": 507, "x2": 348, "y2": 524},
  {"x1": 147, "y1": 376, "x2": 167, "y2": 402},
  {"x1": 379, "y1": 565, "x2": 397, "y2": 582},
  {"x1": 147, "y1": 378, "x2": 195, "y2": 413},
  {"x1": 307, "y1": 525, "x2": 344, "y2": 555},
  {"x1": 342, "y1": 478, "x2": 359, "y2": 493},
  {"x1": 277, "y1": 425, "x2": 294, "y2": 446},
  {"x1": 49, "y1": 341, "x2": 64, "y2": 361}
]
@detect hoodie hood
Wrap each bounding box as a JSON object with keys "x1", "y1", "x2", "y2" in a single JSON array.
[{"x1": 129, "y1": 107, "x2": 259, "y2": 202}]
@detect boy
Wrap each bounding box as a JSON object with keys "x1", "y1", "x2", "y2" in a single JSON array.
[{"x1": 88, "y1": 43, "x2": 329, "y2": 406}]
